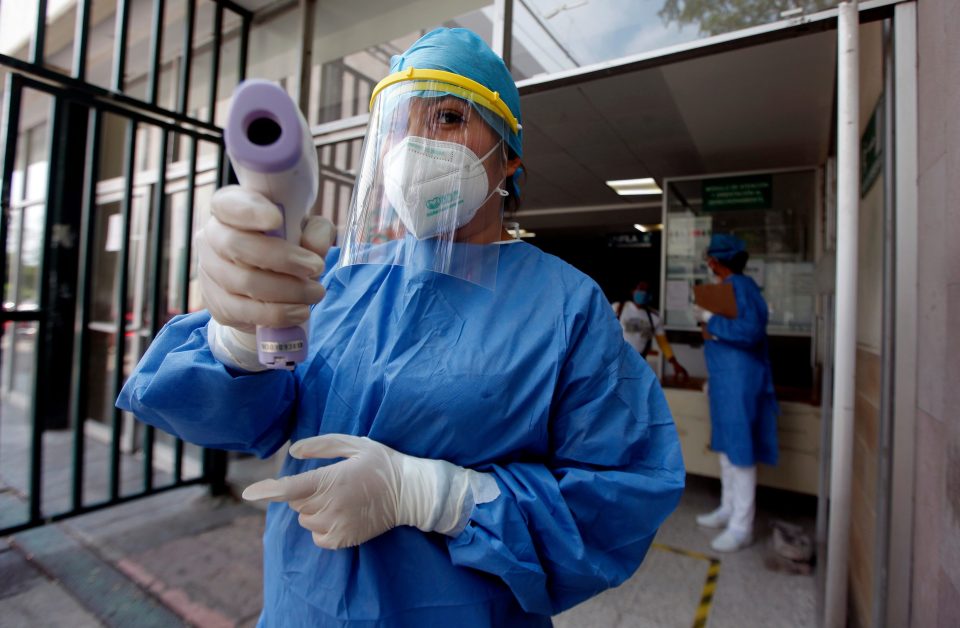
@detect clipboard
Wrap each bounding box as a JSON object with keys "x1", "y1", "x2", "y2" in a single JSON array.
[{"x1": 693, "y1": 283, "x2": 738, "y2": 318}]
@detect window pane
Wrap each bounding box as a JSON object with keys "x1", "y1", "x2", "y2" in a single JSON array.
[
  {"x1": 511, "y1": 0, "x2": 839, "y2": 80},
  {"x1": 308, "y1": 3, "x2": 495, "y2": 126}
]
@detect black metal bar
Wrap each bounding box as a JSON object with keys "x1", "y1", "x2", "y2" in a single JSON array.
[
  {"x1": 297, "y1": 0, "x2": 315, "y2": 114},
  {"x1": 0, "y1": 311, "x2": 43, "y2": 322},
  {"x1": 149, "y1": 129, "x2": 169, "y2": 339},
  {"x1": 43, "y1": 99, "x2": 87, "y2": 435},
  {"x1": 69, "y1": 108, "x2": 101, "y2": 512},
  {"x1": 0, "y1": 74, "x2": 23, "y2": 322},
  {"x1": 111, "y1": 0, "x2": 131, "y2": 92},
  {"x1": 0, "y1": 72, "x2": 23, "y2": 469},
  {"x1": 109, "y1": 119, "x2": 138, "y2": 501},
  {"x1": 173, "y1": 439, "x2": 185, "y2": 483},
  {"x1": 173, "y1": 133, "x2": 200, "y2": 486},
  {"x1": 499, "y1": 0, "x2": 513, "y2": 71},
  {"x1": 217, "y1": 143, "x2": 230, "y2": 187},
  {"x1": 72, "y1": 0, "x2": 93, "y2": 80},
  {"x1": 31, "y1": 0, "x2": 48, "y2": 66},
  {"x1": 0, "y1": 478, "x2": 208, "y2": 537},
  {"x1": 28, "y1": 95, "x2": 64, "y2": 522},
  {"x1": 202, "y1": 448, "x2": 229, "y2": 496},
  {"x1": 177, "y1": 0, "x2": 197, "y2": 115},
  {"x1": 207, "y1": 2, "x2": 223, "y2": 124},
  {"x1": 201, "y1": 139, "x2": 231, "y2": 497},
  {"x1": 141, "y1": 426, "x2": 157, "y2": 491},
  {"x1": 238, "y1": 13, "x2": 250, "y2": 82},
  {"x1": 147, "y1": 0, "x2": 166, "y2": 105},
  {"x1": 178, "y1": 138, "x2": 198, "y2": 314},
  {"x1": 142, "y1": 128, "x2": 169, "y2": 493},
  {"x1": 217, "y1": 0, "x2": 254, "y2": 18},
  {"x1": 5, "y1": 55, "x2": 224, "y2": 137}
]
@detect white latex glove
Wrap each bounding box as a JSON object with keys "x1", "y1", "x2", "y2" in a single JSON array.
[
  {"x1": 198, "y1": 185, "x2": 334, "y2": 334},
  {"x1": 242, "y1": 434, "x2": 499, "y2": 549},
  {"x1": 693, "y1": 305, "x2": 714, "y2": 324}
]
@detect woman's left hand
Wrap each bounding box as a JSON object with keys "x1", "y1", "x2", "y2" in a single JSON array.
[{"x1": 242, "y1": 434, "x2": 490, "y2": 549}]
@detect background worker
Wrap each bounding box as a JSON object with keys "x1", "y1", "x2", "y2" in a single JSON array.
[
  {"x1": 613, "y1": 281, "x2": 689, "y2": 384},
  {"x1": 693, "y1": 233, "x2": 779, "y2": 553},
  {"x1": 118, "y1": 28, "x2": 684, "y2": 626}
]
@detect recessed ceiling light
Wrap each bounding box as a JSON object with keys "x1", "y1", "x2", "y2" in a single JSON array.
[{"x1": 606, "y1": 178, "x2": 662, "y2": 196}]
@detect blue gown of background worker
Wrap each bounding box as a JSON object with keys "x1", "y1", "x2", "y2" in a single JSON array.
[
  {"x1": 118, "y1": 28, "x2": 684, "y2": 627},
  {"x1": 702, "y1": 234, "x2": 779, "y2": 467}
]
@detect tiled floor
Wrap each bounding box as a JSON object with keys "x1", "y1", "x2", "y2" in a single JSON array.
[{"x1": 555, "y1": 474, "x2": 818, "y2": 628}]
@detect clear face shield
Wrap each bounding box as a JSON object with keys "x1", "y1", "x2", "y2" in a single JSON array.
[{"x1": 338, "y1": 77, "x2": 516, "y2": 289}]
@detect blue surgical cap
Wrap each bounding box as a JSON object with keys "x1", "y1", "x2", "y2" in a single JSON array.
[
  {"x1": 707, "y1": 233, "x2": 747, "y2": 261},
  {"x1": 389, "y1": 28, "x2": 523, "y2": 157}
]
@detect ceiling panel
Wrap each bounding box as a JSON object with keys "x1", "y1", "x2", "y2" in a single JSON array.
[{"x1": 660, "y1": 31, "x2": 837, "y2": 173}]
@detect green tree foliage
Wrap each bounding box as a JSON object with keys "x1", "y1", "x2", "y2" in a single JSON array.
[{"x1": 659, "y1": 0, "x2": 838, "y2": 36}]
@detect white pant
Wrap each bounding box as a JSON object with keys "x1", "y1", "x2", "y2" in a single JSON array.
[{"x1": 719, "y1": 453, "x2": 756, "y2": 536}]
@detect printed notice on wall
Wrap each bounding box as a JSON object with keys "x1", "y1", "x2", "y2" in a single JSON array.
[{"x1": 666, "y1": 280, "x2": 691, "y2": 311}]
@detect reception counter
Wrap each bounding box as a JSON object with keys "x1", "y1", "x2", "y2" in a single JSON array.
[{"x1": 663, "y1": 387, "x2": 822, "y2": 495}]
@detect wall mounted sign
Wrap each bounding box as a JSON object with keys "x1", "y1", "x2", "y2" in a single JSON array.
[
  {"x1": 606, "y1": 232, "x2": 653, "y2": 248},
  {"x1": 702, "y1": 174, "x2": 772, "y2": 211}
]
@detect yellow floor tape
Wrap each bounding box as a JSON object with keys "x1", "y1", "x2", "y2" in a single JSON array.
[{"x1": 651, "y1": 543, "x2": 721, "y2": 628}]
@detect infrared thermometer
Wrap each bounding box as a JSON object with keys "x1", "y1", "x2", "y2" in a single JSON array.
[{"x1": 224, "y1": 79, "x2": 319, "y2": 370}]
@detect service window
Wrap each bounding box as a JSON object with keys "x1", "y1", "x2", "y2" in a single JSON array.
[{"x1": 660, "y1": 169, "x2": 819, "y2": 403}]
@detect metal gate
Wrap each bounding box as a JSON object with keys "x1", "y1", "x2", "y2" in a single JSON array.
[{"x1": 0, "y1": 0, "x2": 251, "y2": 535}]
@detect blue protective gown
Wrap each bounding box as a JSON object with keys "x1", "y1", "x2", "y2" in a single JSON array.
[
  {"x1": 703, "y1": 274, "x2": 779, "y2": 467},
  {"x1": 117, "y1": 240, "x2": 685, "y2": 627}
]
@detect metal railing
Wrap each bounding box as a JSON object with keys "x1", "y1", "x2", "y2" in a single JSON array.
[{"x1": 0, "y1": 0, "x2": 251, "y2": 536}]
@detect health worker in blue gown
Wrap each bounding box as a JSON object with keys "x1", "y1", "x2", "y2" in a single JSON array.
[
  {"x1": 118, "y1": 27, "x2": 684, "y2": 627},
  {"x1": 692, "y1": 234, "x2": 779, "y2": 553}
]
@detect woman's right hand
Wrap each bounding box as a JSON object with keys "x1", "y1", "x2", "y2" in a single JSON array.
[{"x1": 198, "y1": 185, "x2": 335, "y2": 333}]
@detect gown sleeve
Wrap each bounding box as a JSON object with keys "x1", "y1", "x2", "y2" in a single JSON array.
[
  {"x1": 705, "y1": 279, "x2": 766, "y2": 349},
  {"x1": 116, "y1": 311, "x2": 298, "y2": 458},
  {"x1": 446, "y1": 280, "x2": 685, "y2": 615}
]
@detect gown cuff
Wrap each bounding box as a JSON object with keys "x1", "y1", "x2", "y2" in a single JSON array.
[{"x1": 208, "y1": 319, "x2": 269, "y2": 373}]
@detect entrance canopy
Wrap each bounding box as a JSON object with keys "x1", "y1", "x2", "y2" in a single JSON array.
[{"x1": 515, "y1": 30, "x2": 837, "y2": 234}]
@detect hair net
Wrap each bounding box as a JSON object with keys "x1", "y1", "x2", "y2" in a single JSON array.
[
  {"x1": 707, "y1": 233, "x2": 747, "y2": 261},
  {"x1": 388, "y1": 28, "x2": 523, "y2": 158}
]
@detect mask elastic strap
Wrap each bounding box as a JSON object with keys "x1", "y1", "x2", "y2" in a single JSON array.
[
  {"x1": 477, "y1": 138, "x2": 503, "y2": 164},
  {"x1": 475, "y1": 139, "x2": 511, "y2": 204},
  {"x1": 476, "y1": 181, "x2": 509, "y2": 209}
]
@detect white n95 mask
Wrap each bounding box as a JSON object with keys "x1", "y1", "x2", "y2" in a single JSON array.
[{"x1": 383, "y1": 136, "x2": 506, "y2": 240}]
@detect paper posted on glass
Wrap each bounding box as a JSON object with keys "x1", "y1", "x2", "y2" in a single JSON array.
[{"x1": 693, "y1": 283, "x2": 738, "y2": 318}]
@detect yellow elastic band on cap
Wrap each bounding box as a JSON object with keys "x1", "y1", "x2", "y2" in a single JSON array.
[{"x1": 369, "y1": 67, "x2": 520, "y2": 135}]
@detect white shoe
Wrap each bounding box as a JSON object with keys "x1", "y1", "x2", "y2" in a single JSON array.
[
  {"x1": 710, "y1": 528, "x2": 753, "y2": 553},
  {"x1": 696, "y1": 508, "x2": 731, "y2": 528}
]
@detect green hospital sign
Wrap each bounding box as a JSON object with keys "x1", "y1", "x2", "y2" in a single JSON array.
[{"x1": 702, "y1": 175, "x2": 773, "y2": 211}]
